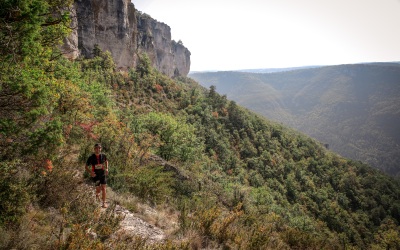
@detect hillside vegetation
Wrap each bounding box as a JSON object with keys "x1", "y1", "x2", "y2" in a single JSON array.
[
  {"x1": 190, "y1": 64, "x2": 400, "y2": 176},
  {"x1": 1, "y1": 1, "x2": 400, "y2": 249}
]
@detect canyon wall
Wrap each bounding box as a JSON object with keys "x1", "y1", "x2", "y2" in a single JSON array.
[
  {"x1": 136, "y1": 12, "x2": 191, "y2": 77},
  {"x1": 62, "y1": 0, "x2": 190, "y2": 77}
]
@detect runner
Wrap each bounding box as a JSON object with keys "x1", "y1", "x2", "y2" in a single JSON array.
[{"x1": 85, "y1": 143, "x2": 109, "y2": 208}]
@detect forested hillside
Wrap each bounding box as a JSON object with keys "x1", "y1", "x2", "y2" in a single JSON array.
[
  {"x1": 1, "y1": 1, "x2": 400, "y2": 249},
  {"x1": 190, "y1": 64, "x2": 400, "y2": 176}
]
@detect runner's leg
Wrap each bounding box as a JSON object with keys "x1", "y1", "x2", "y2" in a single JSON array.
[
  {"x1": 101, "y1": 184, "x2": 107, "y2": 207},
  {"x1": 96, "y1": 185, "x2": 101, "y2": 202}
]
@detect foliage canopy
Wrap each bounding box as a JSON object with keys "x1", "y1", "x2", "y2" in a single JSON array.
[{"x1": 1, "y1": 2, "x2": 400, "y2": 249}]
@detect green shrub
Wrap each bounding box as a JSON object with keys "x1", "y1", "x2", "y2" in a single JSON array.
[
  {"x1": 124, "y1": 166, "x2": 175, "y2": 205},
  {"x1": 0, "y1": 160, "x2": 33, "y2": 226},
  {"x1": 138, "y1": 112, "x2": 204, "y2": 162}
]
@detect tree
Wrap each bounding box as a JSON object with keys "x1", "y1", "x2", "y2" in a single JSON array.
[
  {"x1": 0, "y1": 0, "x2": 72, "y2": 64},
  {"x1": 139, "y1": 112, "x2": 203, "y2": 161},
  {"x1": 136, "y1": 53, "x2": 152, "y2": 77},
  {"x1": 0, "y1": 0, "x2": 73, "y2": 159}
]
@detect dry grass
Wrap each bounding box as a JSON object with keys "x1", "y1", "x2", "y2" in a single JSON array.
[{"x1": 107, "y1": 188, "x2": 181, "y2": 238}]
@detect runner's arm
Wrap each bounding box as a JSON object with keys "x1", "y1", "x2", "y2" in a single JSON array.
[{"x1": 85, "y1": 164, "x2": 95, "y2": 177}]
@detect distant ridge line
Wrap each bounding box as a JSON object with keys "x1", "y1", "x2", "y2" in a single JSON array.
[{"x1": 189, "y1": 61, "x2": 400, "y2": 74}]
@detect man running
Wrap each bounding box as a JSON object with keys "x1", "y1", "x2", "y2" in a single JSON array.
[{"x1": 85, "y1": 143, "x2": 109, "y2": 208}]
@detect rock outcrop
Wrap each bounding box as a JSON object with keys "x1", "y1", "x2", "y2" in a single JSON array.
[
  {"x1": 136, "y1": 12, "x2": 191, "y2": 77},
  {"x1": 63, "y1": 0, "x2": 190, "y2": 77},
  {"x1": 113, "y1": 205, "x2": 166, "y2": 244},
  {"x1": 74, "y1": 0, "x2": 138, "y2": 70},
  {"x1": 60, "y1": 6, "x2": 80, "y2": 60}
]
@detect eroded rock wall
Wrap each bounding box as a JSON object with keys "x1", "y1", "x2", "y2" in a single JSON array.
[
  {"x1": 74, "y1": 0, "x2": 137, "y2": 70},
  {"x1": 64, "y1": 0, "x2": 190, "y2": 77},
  {"x1": 136, "y1": 13, "x2": 191, "y2": 77},
  {"x1": 60, "y1": 6, "x2": 80, "y2": 60}
]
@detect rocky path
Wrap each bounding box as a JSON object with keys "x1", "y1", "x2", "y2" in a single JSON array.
[
  {"x1": 113, "y1": 204, "x2": 165, "y2": 243},
  {"x1": 83, "y1": 184, "x2": 168, "y2": 245},
  {"x1": 63, "y1": 147, "x2": 173, "y2": 246}
]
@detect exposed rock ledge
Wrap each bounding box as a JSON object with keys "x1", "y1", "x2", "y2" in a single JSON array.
[{"x1": 111, "y1": 205, "x2": 165, "y2": 244}]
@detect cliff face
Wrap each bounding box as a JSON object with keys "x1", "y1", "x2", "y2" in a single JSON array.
[
  {"x1": 136, "y1": 13, "x2": 191, "y2": 77},
  {"x1": 63, "y1": 0, "x2": 190, "y2": 77}
]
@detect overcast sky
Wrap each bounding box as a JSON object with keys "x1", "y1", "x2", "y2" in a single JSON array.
[{"x1": 133, "y1": 0, "x2": 400, "y2": 72}]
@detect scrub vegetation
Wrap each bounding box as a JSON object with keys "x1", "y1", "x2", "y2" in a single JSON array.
[{"x1": 1, "y1": 1, "x2": 399, "y2": 249}]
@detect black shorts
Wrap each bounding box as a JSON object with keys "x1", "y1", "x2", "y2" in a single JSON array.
[{"x1": 92, "y1": 173, "x2": 106, "y2": 186}]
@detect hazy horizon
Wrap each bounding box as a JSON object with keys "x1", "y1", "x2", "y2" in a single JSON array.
[
  {"x1": 133, "y1": 0, "x2": 400, "y2": 72},
  {"x1": 188, "y1": 61, "x2": 400, "y2": 73}
]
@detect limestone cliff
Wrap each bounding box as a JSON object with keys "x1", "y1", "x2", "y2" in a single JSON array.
[
  {"x1": 136, "y1": 12, "x2": 191, "y2": 77},
  {"x1": 63, "y1": 0, "x2": 190, "y2": 77}
]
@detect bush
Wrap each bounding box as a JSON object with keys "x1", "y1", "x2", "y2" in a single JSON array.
[
  {"x1": 0, "y1": 160, "x2": 33, "y2": 226},
  {"x1": 122, "y1": 166, "x2": 175, "y2": 205}
]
